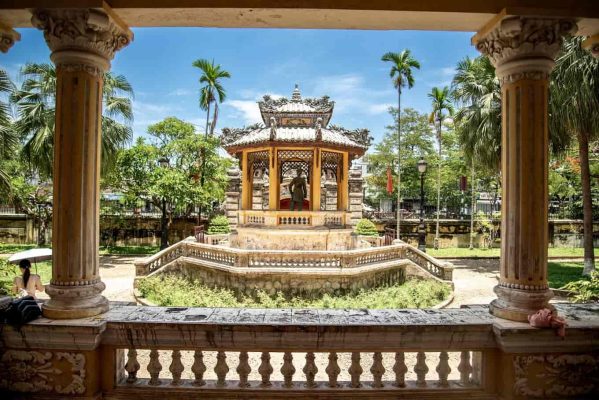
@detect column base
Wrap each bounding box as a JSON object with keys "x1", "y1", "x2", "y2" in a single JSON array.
[
  {"x1": 489, "y1": 285, "x2": 555, "y2": 322},
  {"x1": 42, "y1": 282, "x2": 109, "y2": 319}
]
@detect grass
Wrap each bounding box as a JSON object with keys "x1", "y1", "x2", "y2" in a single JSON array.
[
  {"x1": 427, "y1": 247, "x2": 596, "y2": 258},
  {"x1": 0, "y1": 243, "x2": 158, "y2": 256},
  {"x1": 0, "y1": 259, "x2": 52, "y2": 296},
  {"x1": 547, "y1": 262, "x2": 587, "y2": 289},
  {"x1": 137, "y1": 275, "x2": 451, "y2": 309}
]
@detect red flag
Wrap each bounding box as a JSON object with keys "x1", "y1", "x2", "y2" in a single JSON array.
[{"x1": 386, "y1": 166, "x2": 393, "y2": 195}]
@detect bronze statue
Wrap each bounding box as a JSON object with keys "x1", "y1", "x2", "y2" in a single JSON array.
[{"x1": 289, "y1": 169, "x2": 307, "y2": 211}]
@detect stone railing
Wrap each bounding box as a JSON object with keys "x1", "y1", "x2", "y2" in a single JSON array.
[
  {"x1": 404, "y1": 245, "x2": 454, "y2": 281},
  {"x1": 135, "y1": 241, "x2": 453, "y2": 281},
  {"x1": 238, "y1": 210, "x2": 349, "y2": 227},
  {"x1": 2, "y1": 304, "x2": 599, "y2": 399}
]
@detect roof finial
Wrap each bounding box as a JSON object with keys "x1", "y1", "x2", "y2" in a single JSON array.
[{"x1": 291, "y1": 84, "x2": 301, "y2": 102}]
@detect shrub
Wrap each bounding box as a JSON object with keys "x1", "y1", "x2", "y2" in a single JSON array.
[
  {"x1": 207, "y1": 215, "x2": 231, "y2": 235},
  {"x1": 561, "y1": 272, "x2": 599, "y2": 303},
  {"x1": 355, "y1": 218, "x2": 378, "y2": 236}
]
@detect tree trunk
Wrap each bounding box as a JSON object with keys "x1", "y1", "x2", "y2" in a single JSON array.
[
  {"x1": 578, "y1": 132, "x2": 596, "y2": 275},
  {"x1": 434, "y1": 121, "x2": 442, "y2": 249},
  {"x1": 470, "y1": 163, "x2": 475, "y2": 250},
  {"x1": 396, "y1": 89, "x2": 402, "y2": 241},
  {"x1": 210, "y1": 103, "x2": 219, "y2": 136},
  {"x1": 160, "y1": 198, "x2": 169, "y2": 250}
]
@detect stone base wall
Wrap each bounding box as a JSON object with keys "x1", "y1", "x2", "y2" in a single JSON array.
[
  {"x1": 167, "y1": 258, "x2": 408, "y2": 299},
  {"x1": 232, "y1": 227, "x2": 356, "y2": 250}
]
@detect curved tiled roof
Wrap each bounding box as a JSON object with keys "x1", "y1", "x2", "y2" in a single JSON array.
[{"x1": 223, "y1": 127, "x2": 367, "y2": 149}]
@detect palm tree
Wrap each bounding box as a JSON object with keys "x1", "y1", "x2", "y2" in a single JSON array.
[
  {"x1": 0, "y1": 68, "x2": 18, "y2": 188},
  {"x1": 451, "y1": 56, "x2": 501, "y2": 173},
  {"x1": 192, "y1": 59, "x2": 231, "y2": 137},
  {"x1": 428, "y1": 86, "x2": 454, "y2": 249},
  {"x1": 381, "y1": 50, "x2": 421, "y2": 240},
  {"x1": 550, "y1": 37, "x2": 599, "y2": 275},
  {"x1": 11, "y1": 63, "x2": 134, "y2": 178}
]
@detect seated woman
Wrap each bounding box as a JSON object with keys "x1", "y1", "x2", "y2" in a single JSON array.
[{"x1": 12, "y1": 259, "x2": 44, "y2": 299}]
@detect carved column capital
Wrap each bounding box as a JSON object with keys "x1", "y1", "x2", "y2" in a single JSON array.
[
  {"x1": 475, "y1": 17, "x2": 576, "y2": 84},
  {"x1": 31, "y1": 8, "x2": 132, "y2": 73},
  {"x1": 0, "y1": 22, "x2": 21, "y2": 53},
  {"x1": 582, "y1": 34, "x2": 599, "y2": 58}
]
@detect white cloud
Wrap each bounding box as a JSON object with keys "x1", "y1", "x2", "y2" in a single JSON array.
[
  {"x1": 225, "y1": 100, "x2": 263, "y2": 125},
  {"x1": 168, "y1": 88, "x2": 193, "y2": 96},
  {"x1": 367, "y1": 103, "x2": 394, "y2": 115},
  {"x1": 440, "y1": 66, "x2": 456, "y2": 76}
]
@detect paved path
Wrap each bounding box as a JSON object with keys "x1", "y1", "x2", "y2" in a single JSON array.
[
  {"x1": 100, "y1": 255, "x2": 141, "y2": 303},
  {"x1": 444, "y1": 258, "x2": 499, "y2": 308}
]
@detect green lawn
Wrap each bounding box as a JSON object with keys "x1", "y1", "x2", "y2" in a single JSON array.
[
  {"x1": 427, "y1": 247, "x2": 596, "y2": 258},
  {"x1": 0, "y1": 243, "x2": 158, "y2": 256},
  {"x1": 548, "y1": 262, "x2": 587, "y2": 289},
  {"x1": 137, "y1": 275, "x2": 451, "y2": 309}
]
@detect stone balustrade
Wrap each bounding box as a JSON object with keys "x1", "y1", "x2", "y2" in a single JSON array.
[
  {"x1": 238, "y1": 210, "x2": 349, "y2": 227},
  {"x1": 3, "y1": 303, "x2": 598, "y2": 399},
  {"x1": 134, "y1": 241, "x2": 453, "y2": 282}
]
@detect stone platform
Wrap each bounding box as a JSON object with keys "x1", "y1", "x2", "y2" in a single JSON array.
[{"x1": 231, "y1": 226, "x2": 355, "y2": 250}]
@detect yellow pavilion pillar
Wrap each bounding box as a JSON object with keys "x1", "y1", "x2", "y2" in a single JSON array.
[
  {"x1": 241, "y1": 150, "x2": 251, "y2": 210},
  {"x1": 312, "y1": 148, "x2": 321, "y2": 211},
  {"x1": 269, "y1": 147, "x2": 278, "y2": 210},
  {"x1": 339, "y1": 152, "x2": 350, "y2": 211}
]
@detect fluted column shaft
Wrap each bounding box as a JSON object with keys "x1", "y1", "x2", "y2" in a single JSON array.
[
  {"x1": 32, "y1": 7, "x2": 132, "y2": 319},
  {"x1": 475, "y1": 16, "x2": 576, "y2": 321}
]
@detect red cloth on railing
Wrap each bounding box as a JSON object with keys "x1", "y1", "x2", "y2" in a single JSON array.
[{"x1": 528, "y1": 308, "x2": 567, "y2": 338}]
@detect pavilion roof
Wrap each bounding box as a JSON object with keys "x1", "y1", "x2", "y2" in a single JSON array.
[{"x1": 221, "y1": 85, "x2": 372, "y2": 153}]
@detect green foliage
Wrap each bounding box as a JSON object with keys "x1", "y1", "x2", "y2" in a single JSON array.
[
  {"x1": 192, "y1": 59, "x2": 231, "y2": 136},
  {"x1": 98, "y1": 245, "x2": 159, "y2": 255},
  {"x1": 355, "y1": 219, "x2": 378, "y2": 236},
  {"x1": 548, "y1": 261, "x2": 587, "y2": 289},
  {"x1": 207, "y1": 215, "x2": 231, "y2": 235},
  {"x1": 137, "y1": 275, "x2": 451, "y2": 309},
  {"x1": 561, "y1": 272, "x2": 599, "y2": 303}
]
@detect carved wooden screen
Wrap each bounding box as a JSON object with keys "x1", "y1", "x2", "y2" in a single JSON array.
[
  {"x1": 278, "y1": 150, "x2": 313, "y2": 181},
  {"x1": 321, "y1": 151, "x2": 343, "y2": 180},
  {"x1": 247, "y1": 151, "x2": 269, "y2": 210}
]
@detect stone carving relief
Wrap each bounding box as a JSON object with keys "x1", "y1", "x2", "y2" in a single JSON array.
[
  {"x1": 328, "y1": 125, "x2": 372, "y2": 148},
  {"x1": 221, "y1": 123, "x2": 263, "y2": 146},
  {"x1": 0, "y1": 25, "x2": 20, "y2": 53},
  {"x1": 259, "y1": 94, "x2": 334, "y2": 113},
  {"x1": 31, "y1": 8, "x2": 132, "y2": 61},
  {"x1": 475, "y1": 17, "x2": 577, "y2": 68},
  {"x1": 513, "y1": 354, "x2": 599, "y2": 398},
  {"x1": 0, "y1": 350, "x2": 86, "y2": 394}
]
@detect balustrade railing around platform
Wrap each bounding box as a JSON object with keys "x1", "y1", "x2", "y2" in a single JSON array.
[
  {"x1": 135, "y1": 240, "x2": 453, "y2": 281},
  {"x1": 102, "y1": 306, "x2": 494, "y2": 399},
  {"x1": 238, "y1": 210, "x2": 349, "y2": 227}
]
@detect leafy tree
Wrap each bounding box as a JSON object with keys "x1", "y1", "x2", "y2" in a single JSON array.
[
  {"x1": 428, "y1": 86, "x2": 454, "y2": 249},
  {"x1": 107, "y1": 117, "x2": 230, "y2": 249},
  {"x1": 381, "y1": 50, "x2": 421, "y2": 238},
  {"x1": 11, "y1": 63, "x2": 134, "y2": 178},
  {"x1": 0, "y1": 68, "x2": 18, "y2": 189},
  {"x1": 207, "y1": 215, "x2": 231, "y2": 235},
  {"x1": 549, "y1": 36, "x2": 599, "y2": 275},
  {"x1": 192, "y1": 59, "x2": 231, "y2": 137},
  {"x1": 355, "y1": 219, "x2": 378, "y2": 236}
]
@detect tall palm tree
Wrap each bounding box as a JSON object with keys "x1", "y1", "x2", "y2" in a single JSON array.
[
  {"x1": 428, "y1": 86, "x2": 454, "y2": 249},
  {"x1": 381, "y1": 50, "x2": 421, "y2": 240},
  {"x1": 11, "y1": 63, "x2": 134, "y2": 178},
  {"x1": 0, "y1": 68, "x2": 19, "y2": 188},
  {"x1": 550, "y1": 37, "x2": 599, "y2": 275},
  {"x1": 192, "y1": 59, "x2": 231, "y2": 137},
  {"x1": 451, "y1": 56, "x2": 501, "y2": 173}
]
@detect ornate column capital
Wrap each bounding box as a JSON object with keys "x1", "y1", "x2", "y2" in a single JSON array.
[
  {"x1": 0, "y1": 22, "x2": 21, "y2": 53},
  {"x1": 474, "y1": 17, "x2": 576, "y2": 84},
  {"x1": 31, "y1": 8, "x2": 133, "y2": 73},
  {"x1": 582, "y1": 34, "x2": 599, "y2": 58}
]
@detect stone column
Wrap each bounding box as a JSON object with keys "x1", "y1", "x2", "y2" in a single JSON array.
[
  {"x1": 269, "y1": 147, "x2": 278, "y2": 210},
  {"x1": 348, "y1": 167, "x2": 364, "y2": 227},
  {"x1": 32, "y1": 8, "x2": 132, "y2": 319},
  {"x1": 225, "y1": 166, "x2": 241, "y2": 229},
  {"x1": 0, "y1": 22, "x2": 20, "y2": 53},
  {"x1": 312, "y1": 148, "x2": 321, "y2": 211},
  {"x1": 474, "y1": 17, "x2": 576, "y2": 321}
]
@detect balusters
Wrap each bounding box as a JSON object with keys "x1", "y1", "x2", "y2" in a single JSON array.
[
  {"x1": 259, "y1": 352, "x2": 273, "y2": 387},
  {"x1": 215, "y1": 351, "x2": 229, "y2": 387},
  {"x1": 169, "y1": 350, "x2": 184, "y2": 385},
  {"x1": 436, "y1": 351, "x2": 451, "y2": 387},
  {"x1": 237, "y1": 351, "x2": 251, "y2": 387},
  {"x1": 325, "y1": 352, "x2": 341, "y2": 388},
  {"x1": 349, "y1": 352, "x2": 362, "y2": 388},
  {"x1": 393, "y1": 352, "x2": 408, "y2": 387},
  {"x1": 370, "y1": 352, "x2": 385, "y2": 388},
  {"x1": 414, "y1": 351, "x2": 429, "y2": 387},
  {"x1": 148, "y1": 349, "x2": 162, "y2": 386},
  {"x1": 303, "y1": 352, "x2": 318, "y2": 388},
  {"x1": 191, "y1": 351, "x2": 206, "y2": 386},
  {"x1": 124, "y1": 349, "x2": 140, "y2": 383},
  {"x1": 458, "y1": 350, "x2": 473, "y2": 385},
  {"x1": 281, "y1": 352, "x2": 295, "y2": 388}
]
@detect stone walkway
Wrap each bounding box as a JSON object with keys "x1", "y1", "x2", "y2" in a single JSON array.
[{"x1": 445, "y1": 258, "x2": 499, "y2": 308}]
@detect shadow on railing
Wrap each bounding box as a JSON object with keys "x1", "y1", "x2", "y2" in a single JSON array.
[{"x1": 134, "y1": 240, "x2": 453, "y2": 281}]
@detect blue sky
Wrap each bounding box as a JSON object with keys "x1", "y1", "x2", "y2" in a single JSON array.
[{"x1": 2, "y1": 28, "x2": 478, "y2": 143}]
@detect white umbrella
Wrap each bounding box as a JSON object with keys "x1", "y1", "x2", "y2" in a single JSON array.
[{"x1": 8, "y1": 248, "x2": 52, "y2": 264}]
